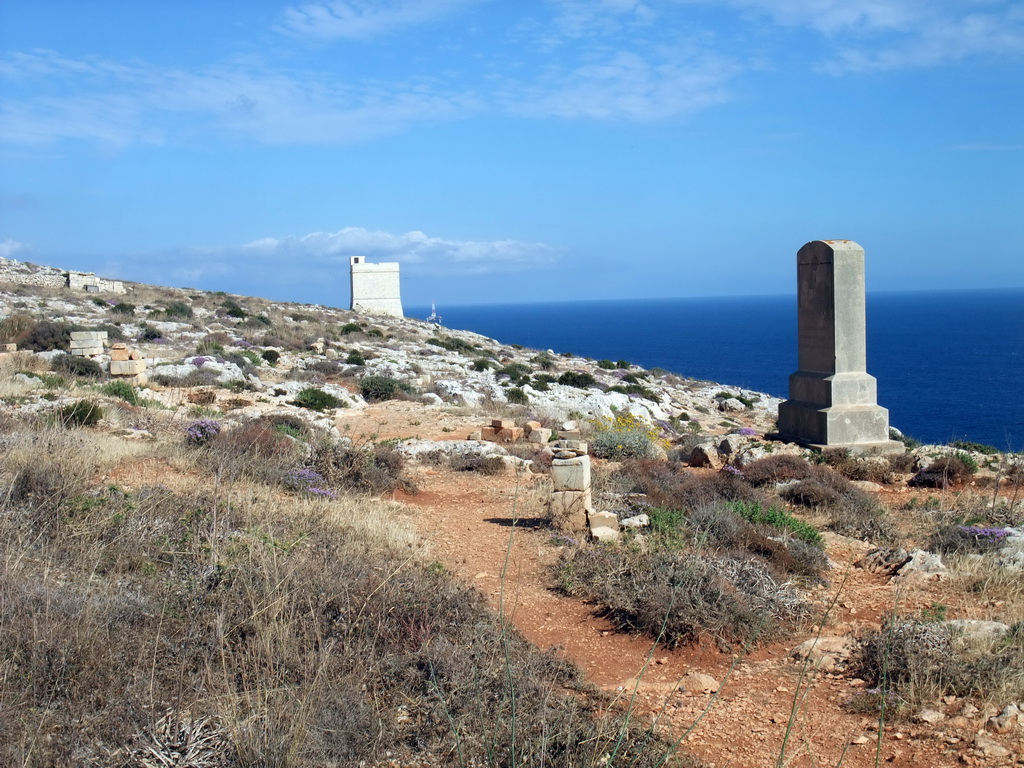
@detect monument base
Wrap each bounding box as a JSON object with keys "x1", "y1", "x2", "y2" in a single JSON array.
[{"x1": 777, "y1": 399, "x2": 896, "y2": 449}]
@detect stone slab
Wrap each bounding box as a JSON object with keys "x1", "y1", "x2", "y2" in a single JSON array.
[
  {"x1": 552, "y1": 455, "x2": 591, "y2": 492},
  {"x1": 71, "y1": 347, "x2": 104, "y2": 357},
  {"x1": 492, "y1": 419, "x2": 516, "y2": 429},
  {"x1": 70, "y1": 331, "x2": 107, "y2": 341},
  {"x1": 109, "y1": 348, "x2": 131, "y2": 362}
]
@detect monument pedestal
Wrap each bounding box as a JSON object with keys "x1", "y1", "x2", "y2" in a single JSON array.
[{"x1": 776, "y1": 240, "x2": 904, "y2": 455}]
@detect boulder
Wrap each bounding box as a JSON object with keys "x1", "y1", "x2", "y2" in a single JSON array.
[
  {"x1": 679, "y1": 672, "x2": 720, "y2": 693},
  {"x1": 688, "y1": 441, "x2": 723, "y2": 470}
]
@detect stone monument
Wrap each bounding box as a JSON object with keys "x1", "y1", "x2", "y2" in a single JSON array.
[
  {"x1": 777, "y1": 240, "x2": 901, "y2": 453},
  {"x1": 348, "y1": 256, "x2": 403, "y2": 318}
]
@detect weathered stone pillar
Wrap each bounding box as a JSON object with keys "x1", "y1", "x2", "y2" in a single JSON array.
[
  {"x1": 549, "y1": 444, "x2": 592, "y2": 533},
  {"x1": 777, "y1": 240, "x2": 901, "y2": 452}
]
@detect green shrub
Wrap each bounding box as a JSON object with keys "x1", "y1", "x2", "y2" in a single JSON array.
[
  {"x1": 427, "y1": 335, "x2": 477, "y2": 354},
  {"x1": 110, "y1": 302, "x2": 135, "y2": 316},
  {"x1": 137, "y1": 323, "x2": 163, "y2": 342},
  {"x1": 471, "y1": 358, "x2": 493, "y2": 371},
  {"x1": 365, "y1": 329, "x2": 384, "y2": 339},
  {"x1": 345, "y1": 351, "x2": 365, "y2": 366},
  {"x1": 725, "y1": 500, "x2": 823, "y2": 546},
  {"x1": 506, "y1": 387, "x2": 529, "y2": 405},
  {"x1": 558, "y1": 371, "x2": 597, "y2": 389},
  {"x1": 497, "y1": 362, "x2": 532, "y2": 385},
  {"x1": 340, "y1": 322, "x2": 363, "y2": 335},
  {"x1": 292, "y1": 388, "x2": 344, "y2": 412},
  {"x1": 58, "y1": 400, "x2": 104, "y2": 427},
  {"x1": 891, "y1": 428, "x2": 922, "y2": 449},
  {"x1": 219, "y1": 299, "x2": 247, "y2": 318},
  {"x1": 260, "y1": 349, "x2": 280, "y2": 366},
  {"x1": 606, "y1": 383, "x2": 659, "y2": 401},
  {"x1": 596, "y1": 359, "x2": 616, "y2": 369},
  {"x1": 162, "y1": 301, "x2": 193, "y2": 319},
  {"x1": 21, "y1": 320, "x2": 75, "y2": 352},
  {"x1": 359, "y1": 375, "x2": 410, "y2": 402},
  {"x1": 51, "y1": 354, "x2": 103, "y2": 378},
  {"x1": 950, "y1": 440, "x2": 999, "y2": 456},
  {"x1": 100, "y1": 380, "x2": 139, "y2": 405}
]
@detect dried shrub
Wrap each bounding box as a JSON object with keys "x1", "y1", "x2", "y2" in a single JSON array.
[
  {"x1": 910, "y1": 456, "x2": 976, "y2": 488},
  {"x1": 619, "y1": 459, "x2": 766, "y2": 511},
  {"x1": 557, "y1": 544, "x2": 810, "y2": 647},
  {"x1": 853, "y1": 619, "x2": 1024, "y2": 708},
  {"x1": 450, "y1": 454, "x2": 506, "y2": 475},
  {"x1": 309, "y1": 441, "x2": 414, "y2": 495},
  {"x1": 780, "y1": 466, "x2": 896, "y2": 542},
  {"x1": 740, "y1": 454, "x2": 814, "y2": 486}
]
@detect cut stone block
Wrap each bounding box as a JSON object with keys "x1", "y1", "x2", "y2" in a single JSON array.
[
  {"x1": 480, "y1": 426, "x2": 499, "y2": 442},
  {"x1": 110, "y1": 342, "x2": 128, "y2": 349},
  {"x1": 110, "y1": 360, "x2": 147, "y2": 376},
  {"x1": 588, "y1": 510, "x2": 620, "y2": 542},
  {"x1": 110, "y1": 348, "x2": 131, "y2": 362},
  {"x1": 491, "y1": 419, "x2": 515, "y2": 429},
  {"x1": 496, "y1": 427, "x2": 524, "y2": 443},
  {"x1": 129, "y1": 350, "x2": 142, "y2": 360},
  {"x1": 527, "y1": 428, "x2": 553, "y2": 444},
  {"x1": 552, "y1": 455, "x2": 591, "y2": 492},
  {"x1": 71, "y1": 347, "x2": 104, "y2": 357},
  {"x1": 70, "y1": 338, "x2": 106, "y2": 350},
  {"x1": 558, "y1": 430, "x2": 582, "y2": 440},
  {"x1": 70, "y1": 331, "x2": 107, "y2": 341},
  {"x1": 468, "y1": 430, "x2": 483, "y2": 441},
  {"x1": 549, "y1": 490, "x2": 591, "y2": 532},
  {"x1": 3, "y1": 343, "x2": 16, "y2": 352},
  {"x1": 524, "y1": 420, "x2": 542, "y2": 432}
]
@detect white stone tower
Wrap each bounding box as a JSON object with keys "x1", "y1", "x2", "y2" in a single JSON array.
[{"x1": 348, "y1": 256, "x2": 403, "y2": 318}]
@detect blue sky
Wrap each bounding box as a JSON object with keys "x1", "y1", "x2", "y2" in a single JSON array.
[{"x1": 1, "y1": 1, "x2": 1022, "y2": 309}]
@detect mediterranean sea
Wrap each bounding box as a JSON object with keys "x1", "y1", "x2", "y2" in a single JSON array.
[{"x1": 409, "y1": 288, "x2": 1024, "y2": 450}]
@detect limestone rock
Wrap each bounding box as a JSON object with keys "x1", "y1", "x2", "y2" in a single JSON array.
[
  {"x1": 987, "y1": 704, "x2": 1021, "y2": 734},
  {"x1": 913, "y1": 709, "x2": 945, "y2": 725},
  {"x1": 688, "y1": 441, "x2": 723, "y2": 470},
  {"x1": 790, "y1": 636, "x2": 853, "y2": 671},
  {"x1": 893, "y1": 549, "x2": 948, "y2": 581},
  {"x1": 620, "y1": 514, "x2": 650, "y2": 529},
  {"x1": 974, "y1": 733, "x2": 1011, "y2": 759},
  {"x1": 946, "y1": 619, "x2": 1011, "y2": 644},
  {"x1": 588, "y1": 510, "x2": 619, "y2": 542},
  {"x1": 679, "y1": 672, "x2": 719, "y2": 693}
]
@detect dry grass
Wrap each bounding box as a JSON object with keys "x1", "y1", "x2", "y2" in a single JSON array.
[{"x1": 0, "y1": 417, "x2": 682, "y2": 767}]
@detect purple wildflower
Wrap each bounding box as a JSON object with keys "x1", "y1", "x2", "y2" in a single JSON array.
[
  {"x1": 738, "y1": 427, "x2": 757, "y2": 436},
  {"x1": 193, "y1": 356, "x2": 208, "y2": 368},
  {"x1": 722, "y1": 464, "x2": 744, "y2": 477},
  {"x1": 185, "y1": 418, "x2": 221, "y2": 446}
]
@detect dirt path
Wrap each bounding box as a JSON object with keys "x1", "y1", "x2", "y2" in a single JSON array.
[
  {"x1": 401, "y1": 468, "x2": 979, "y2": 768},
  {"x1": 342, "y1": 402, "x2": 1008, "y2": 767}
]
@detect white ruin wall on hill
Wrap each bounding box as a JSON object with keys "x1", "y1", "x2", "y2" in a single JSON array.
[
  {"x1": 348, "y1": 256, "x2": 403, "y2": 318},
  {"x1": 67, "y1": 272, "x2": 127, "y2": 294}
]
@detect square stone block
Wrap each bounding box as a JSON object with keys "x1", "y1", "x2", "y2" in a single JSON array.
[
  {"x1": 70, "y1": 331, "x2": 107, "y2": 341},
  {"x1": 496, "y1": 427, "x2": 524, "y2": 443},
  {"x1": 527, "y1": 428, "x2": 552, "y2": 444},
  {"x1": 491, "y1": 419, "x2": 515, "y2": 429},
  {"x1": 110, "y1": 342, "x2": 128, "y2": 350},
  {"x1": 480, "y1": 427, "x2": 499, "y2": 442},
  {"x1": 549, "y1": 490, "x2": 591, "y2": 533},
  {"x1": 71, "y1": 347, "x2": 103, "y2": 357},
  {"x1": 110, "y1": 349, "x2": 130, "y2": 362},
  {"x1": 588, "y1": 510, "x2": 620, "y2": 542},
  {"x1": 3, "y1": 343, "x2": 16, "y2": 352},
  {"x1": 110, "y1": 360, "x2": 146, "y2": 375},
  {"x1": 524, "y1": 420, "x2": 542, "y2": 432},
  {"x1": 552, "y1": 455, "x2": 591, "y2": 492}
]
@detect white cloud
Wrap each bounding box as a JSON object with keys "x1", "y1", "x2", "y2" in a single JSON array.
[
  {"x1": 0, "y1": 239, "x2": 27, "y2": 259},
  {"x1": 0, "y1": 50, "x2": 477, "y2": 146},
  {"x1": 504, "y1": 49, "x2": 735, "y2": 120},
  {"x1": 233, "y1": 227, "x2": 561, "y2": 275},
  {"x1": 118, "y1": 228, "x2": 560, "y2": 289},
  {"x1": 279, "y1": 0, "x2": 483, "y2": 40},
  {"x1": 707, "y1": 0, "x2": 1024, "y2": 72}
]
